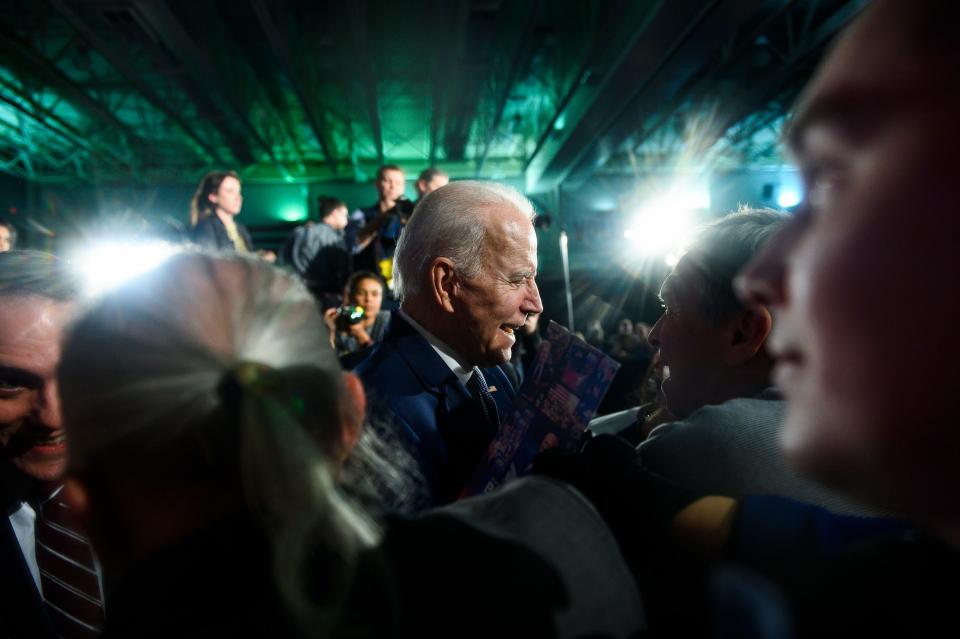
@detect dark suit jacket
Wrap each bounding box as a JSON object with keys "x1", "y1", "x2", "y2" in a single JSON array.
[
  {"x1": 0, "y1": 514, "x2": 59, "y2": 639},
  {"x1": 355, "y1": 313, "x2": 515, "y2": 510},
  {"x1": 191, "y1": 214, "x2": 253, "y2": 252}
]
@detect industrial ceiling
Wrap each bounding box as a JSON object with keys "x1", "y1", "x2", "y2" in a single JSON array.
[{"x1": 0, "y1": 0, "x2": 865, "y2": 191}]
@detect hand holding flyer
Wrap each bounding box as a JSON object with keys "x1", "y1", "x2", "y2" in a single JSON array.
[{"x1": 461, "y1": 321, "x2": 620, "y2": 497}]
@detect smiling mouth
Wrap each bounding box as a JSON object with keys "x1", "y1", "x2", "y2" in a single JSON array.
[{"x1": 499, "y1": 323, "x2": 524, "y2": 336}]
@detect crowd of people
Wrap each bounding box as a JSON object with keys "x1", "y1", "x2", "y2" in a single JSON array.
[{"x1": 2, "y1": 1, "x2": 959, "y2": 637}]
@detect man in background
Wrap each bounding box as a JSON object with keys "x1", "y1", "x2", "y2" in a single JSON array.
[
  {"x1": 347, "y1": 165, "x2": 410, "y2": 287},
  {"x1": 414, "y1": 167, "x2": 449, "y2": 202},
  {"x1": 282, "y1": 196, "x2": 350, "y2": 309},
  {"x1": 0, "y1": 220, "x2": 16, "y2": 252}
]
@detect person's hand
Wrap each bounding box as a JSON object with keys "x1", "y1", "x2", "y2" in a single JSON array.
[
  {"x1": 322, "y1": 308, "x2": 338, "y2": 348},
  {"x1": 257, "y1": 249, "x2": 277, "y2": 263},
  {"x1": 347, "y1": 323, "x2": 372, "y2": 347}
]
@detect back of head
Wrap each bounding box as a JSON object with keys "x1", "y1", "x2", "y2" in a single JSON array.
[
  {"x1": 59, "y1": 252, "x2": 377, "y2": 630},
  {"x1": 393, "y1": 180, "x2": 534, "y2": 300},
  {"x1": 318, "y1": 196, "x2": 347, "y2": 221},
  {"x1": 0, "y1": 250, "x2": 79, "y2": 302},
  {"x1": 683, "y1": 208, "x2": 788, "y2": 323}
]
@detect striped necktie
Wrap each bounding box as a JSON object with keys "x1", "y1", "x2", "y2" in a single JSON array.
[
  {"x1": 468, "y1": 368, "x2": 501, "y2": 432},
  {"x1": 35, "y1": 493, "x2": 105, "y2": 638}
]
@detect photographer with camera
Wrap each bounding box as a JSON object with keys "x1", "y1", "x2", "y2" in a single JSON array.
[
  {"x1": 347, "y1": 165, "x2": 414, "y2": 290},
  {"x1": 323, "y1": 271, "x2": 390, "y2": 362}
]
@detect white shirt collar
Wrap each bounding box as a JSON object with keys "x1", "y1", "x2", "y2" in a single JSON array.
[{"x1": 397, "y1": 308, "x2": 475, "y2": 385}]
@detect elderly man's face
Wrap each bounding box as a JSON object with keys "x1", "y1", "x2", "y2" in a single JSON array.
[
  {"x1": 737, "y1": 1, "x2": 960, "y2": 519},
  {"x1": 0, "y1": 297, "x2": 72, "y2": 482},
  {"x1": 450, "y1": 207, "x2": 543, "y2": 367},
  {"x1": 648, "y1": 258, "x2": 734, "y2": 419}
]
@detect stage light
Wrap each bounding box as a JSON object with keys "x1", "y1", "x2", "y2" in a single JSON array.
[
  {"x1": 777, "y1": 186, "x2": 802, "y2": 208},
  {"x1": 621, "y1": 181, "x2": 707, "y2": 260},
  {"x1": 664, "y1": 252, "x2": 680, "y2": 267},
  {"x1": 622, "y1": 199, "x2": 696, "y2": 255},
  {"x1": 280, "y1": 205, "x2": 307, "y2": 222},
  {"x1": 71, "y1": 240, "x2": 177, "y2": 296}
]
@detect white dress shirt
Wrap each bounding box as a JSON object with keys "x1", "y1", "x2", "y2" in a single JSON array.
[
  {"x1": 398, "y1": 308, "x2": 475, "y2": 385},
  {"x1": 9, "y1": 500, "x2": 40, "y2": 592}
]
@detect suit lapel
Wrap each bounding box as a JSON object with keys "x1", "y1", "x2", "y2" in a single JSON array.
[{"x1": 0, "y1": 515, "x2": 58, "y2": 639}]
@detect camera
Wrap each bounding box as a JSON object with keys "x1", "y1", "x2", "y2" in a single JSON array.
[
  {"x1": 392, "y1": 197, "x2": 416, "y2": 221},
  {"x1": 335, "y1": 305, "x2": 366, "y2": 331}
]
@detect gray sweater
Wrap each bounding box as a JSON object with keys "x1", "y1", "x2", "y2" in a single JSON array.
[{"x1": 637, "y1": 389, "x2": 877, "y2": 516}]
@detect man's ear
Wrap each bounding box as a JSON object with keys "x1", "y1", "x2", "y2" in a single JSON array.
[
  {"x1": 429, "y1": 257, "x2": 459, "y2": 313},
  {"x1": 62, "y1": 475, "x2": 92, "y2": 531},
  {"x1": 339, "y1": 372, "x2": 366, "y2": 461},
  {"x1": 723, "y1": 305, "x2": 772, "y2": 366}
]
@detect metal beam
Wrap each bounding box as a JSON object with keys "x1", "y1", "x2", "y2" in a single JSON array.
[
  {"x1": 630, "y1": 0, "x2": 865, "y2": 168},
  {"x1": 0, "y1": 21, "x2": 141, "y2": 160},
  {"x1": 0, "y1": 89, "x2": 122, "y2": 164},
  {"x1": 46, "y1": 0, "x2": 221, "y2": 166},
  {"x1": 429, "y1": 0, "x2": 469, "y2": 165},
  {"x1": 249, "y1": 0, "x2": 338, "y2": 175},
  {"x1": 130, "y1": 0, "x2": 290, "y2": 177},
  {"x1": 346, "y1": 1, "x2": 384, "y2": 166},
  {"x1": 524, "y1": 0, "x2": 765, "y2": 193},
  {"x1": 474, "y1": 0, "x2": 542, "y2": 176}
]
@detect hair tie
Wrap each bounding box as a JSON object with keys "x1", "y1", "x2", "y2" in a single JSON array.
[{"x1": 217, "y1": 362, "x2": 310, "y2": 422}]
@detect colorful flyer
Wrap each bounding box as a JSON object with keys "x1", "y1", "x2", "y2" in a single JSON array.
[{"x1": 461, "y1": 321, "x2": 620, "y2": 497}]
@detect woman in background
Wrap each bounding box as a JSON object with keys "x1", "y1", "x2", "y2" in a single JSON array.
[
  {"x1": 190, "y1": 171, "x2": 275, "y2": 261},
  {"x1": 325, "y1": 270, "x2": 390, "y2": 358}
]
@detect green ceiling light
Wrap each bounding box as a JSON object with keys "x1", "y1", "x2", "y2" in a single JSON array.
[
  {"x1": 280, "y1": 205, "x2": 306, "y2": 222},
  {"x1": 553, "y1": 112, "x2": 567, "y2": 131}
]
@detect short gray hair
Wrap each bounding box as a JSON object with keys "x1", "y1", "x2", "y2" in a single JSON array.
[
  {"x1": 683, "y1": 207, "x2": 788, "y2": 323},
  {"x1": 393, "y1": 180, "x2": 535, "y2": 300},
  {"x1": 0, "y1": 250, "x2": 78, "y2": 301}
]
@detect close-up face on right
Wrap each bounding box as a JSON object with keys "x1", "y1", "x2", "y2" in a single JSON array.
[{"x1": 737, "y1": 0, "x2": 960, "y2": 520}]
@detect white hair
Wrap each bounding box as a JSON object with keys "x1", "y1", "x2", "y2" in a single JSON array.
[
  {"x1": 393, "y1": 180, "x2": 535, "y2": 300},
  {"x1": 58, "y1": 252, "x2": 383, "y2": 635}
]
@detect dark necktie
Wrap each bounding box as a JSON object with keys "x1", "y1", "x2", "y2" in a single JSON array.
[
  {"x1": 467, "y1": 368, "x2": 501, "y2": 432},
  {"x1": 35, "y1": 493, "x2": 105, "y2": 638}
]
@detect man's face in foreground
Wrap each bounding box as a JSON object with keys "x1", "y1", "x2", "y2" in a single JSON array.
[
  {"x1": 0, "y1": 297, "x2": 72, "y2": 483},
  {"x1": 738, "y1": 0, "x2": 960, "y2": 520}
]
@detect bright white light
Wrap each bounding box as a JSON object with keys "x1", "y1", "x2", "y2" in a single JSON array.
[
  {"x1": 777, "y1": 186, "x2": 802, "y2": 208},
  {"x1": 72, "y1": 240, "x2": 178, "y2": 297},
  {"x1": 676, "y1": 183, "x2": 711, "y2": 211},
  {"x1": 623, "y1": 201, "x2": 695, "y2": 255},
  {"x1": 664, "y1": 252, "x2": 680, "y2": 267}
]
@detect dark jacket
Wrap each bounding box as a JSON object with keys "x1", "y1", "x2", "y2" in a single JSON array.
[
  {"x1": 191, "y1": 214, "x2": 253, "y2": 252},
  {"x1": 355, "y1": 313, "x2": 516, "y2": 511}
]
